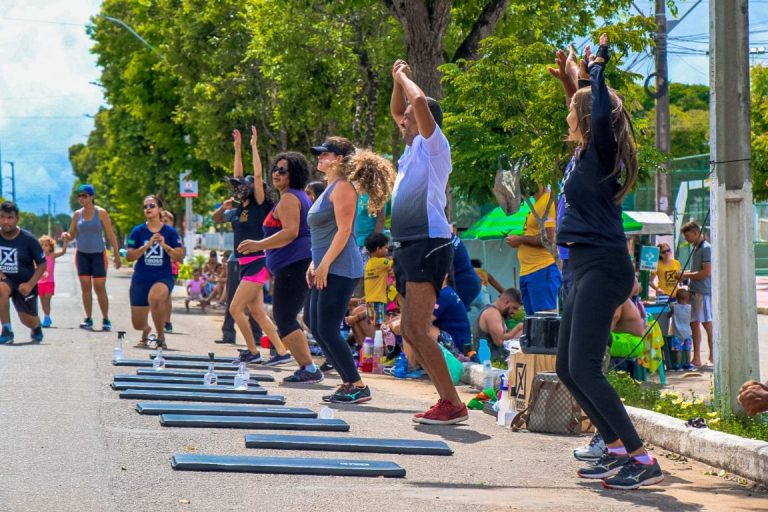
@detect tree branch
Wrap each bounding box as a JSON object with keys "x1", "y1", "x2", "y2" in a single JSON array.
[{"x1": 452, "y1": 0, "x2": 510, "y2": 62}]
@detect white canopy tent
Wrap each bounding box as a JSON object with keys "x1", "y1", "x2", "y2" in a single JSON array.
[{"x1": 623, "y1": 211, "x2": 674, "y2": 235}]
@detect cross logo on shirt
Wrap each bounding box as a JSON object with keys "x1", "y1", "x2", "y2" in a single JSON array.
[{"x1": 0, "y1": 247, "x2": 18, "y2": 273}]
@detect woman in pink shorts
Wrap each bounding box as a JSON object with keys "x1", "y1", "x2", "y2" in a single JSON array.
[
  {"x1": 38, "y1": 235, "x2": 69, "y2": 328},
  {"x1": 212, "y1": 127, "x2": 291, "y2": 365}
]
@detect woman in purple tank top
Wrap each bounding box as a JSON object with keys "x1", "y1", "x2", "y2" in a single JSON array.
[{"x1": 238, "y1": 152, "x2": 319, "y2": 384}]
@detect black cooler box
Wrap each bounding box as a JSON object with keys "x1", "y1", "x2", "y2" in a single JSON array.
[{"x1": 519, "y1": 312, "x2": 560, "y2": 355}]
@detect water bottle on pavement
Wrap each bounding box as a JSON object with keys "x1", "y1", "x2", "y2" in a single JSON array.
[
  {"x1": 496, "y1": 373, "x2": 510, "y2": 426},
  {"x1": 204, "y1": 352, "x2": 218, "y2": 387},
  {"x1": 361, "y1": 337, "x2": 374, "y2": 373},
  {"x1": 152, "y1": 345, "x2": 166, "y2": 370},
  {"x1": 233, "y1": 353, "x2": 249, "y2": 390},
  {"x1": 393, "y1": 352, "x2": 408, "y2": 379},
  {"x1": 318, "y1": 406, "x2": 335, "y2": 420},
  {"x1": 478, "y1": 338, "x2": 493, "y2": 390},
  {"x1": 372, "y1": 330, "x2": 384, "y2": 374},
  {"x1": 113, "y1": 331, "x2": 125, "y2": 361}
]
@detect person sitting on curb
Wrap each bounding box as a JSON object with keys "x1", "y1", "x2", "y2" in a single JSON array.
[
  {"x1": 738, "y1": 380, "x2": 768, "y2": 416},
  {"x1": 474, "y1": 288, "x2": 524, "y2": 359}
]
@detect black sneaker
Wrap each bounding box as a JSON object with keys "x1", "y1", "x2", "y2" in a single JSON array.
[
  {"x1": 602, "y1": 458, "x2": 664, "y2": 490},
  {"x1": 164, "y1": 322, "x2": 173, "y2": 333},
  {"x1": 282, "y1": 367, "x2": 324, "y2": 384},
  {"x1": 319, "y1": 361, "x2": 335, "y2": 373},
  {"x1": 233, "y1": 350, "x2": 261, "y2": 365},
  {"x1": 323, "y1": 384, "x2": 352, "y2": 402},
  {"x1": 214, "y1": 338, "x2": 236, "y2": 344},
  {"x1": 328, "y1": 385, "x2": 371, "y2": 404},
  {"x1": 263, "y1": 353, "x2": 293, "y2": 367},
  {"x1": 577, "y1": 452, "x2": 630, "y2": 479}
]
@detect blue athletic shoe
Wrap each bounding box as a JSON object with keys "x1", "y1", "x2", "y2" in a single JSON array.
[
  {"x1": 102, "y1": 319, "x2": 112, "y2": 332},
  {"x1": 41, "y1": 316, "x2": 52, "y2": 328},
  {"x1": 282, "y1": 367, "x2": 324, "y2": 384},
  {"x1": 79, "y1": 318, "x2": 94, "y2": 330},
  {"x1": 31, "y1": 327, "x2": 43, "y2": 344},
  {"x1": 263, "y1": 353, "x2": 293, "y2": 367},
  {"x1": 0, "y1": 327, "x2": 14, "y2": 345}
]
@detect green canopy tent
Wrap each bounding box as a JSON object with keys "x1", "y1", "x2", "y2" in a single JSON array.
[{"x1": 460, "y1": 205, "x2": 643, "y2": 240}]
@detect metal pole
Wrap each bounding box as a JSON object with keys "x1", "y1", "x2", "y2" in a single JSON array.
[
  {"x1": 4, "y1": 161, "x2": 15, "y2": 204},
  {"x1": 184, "y1": 196, "x2": 194, "y2": 263},
  {"x1": 710, "y1": 0, "x2": 759, "y2": 413},
  {"x1": 47, "y1": 194, "x2": 52, "y2": 236},
  {"x1": 0, "y1": 142, "x2": 3, "y2": 200},
  {"x1": 655, "y1": 0, "x2": 672, "y2": 214}
]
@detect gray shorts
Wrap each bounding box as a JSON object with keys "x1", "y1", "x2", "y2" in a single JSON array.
[{"x1": 690, "y1": 292, "x2": 712, "y2": 323}]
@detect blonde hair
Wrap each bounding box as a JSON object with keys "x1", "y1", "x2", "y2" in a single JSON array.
[
  {"x1": 344, "y1": 150, "x2": 396, "y2": 215},
  {"x1": 39, "y1": 235, "x2": 55, "y2": 253},
  {"x1": 571, "y1": 87, "x2": 638, "y2": 203}
]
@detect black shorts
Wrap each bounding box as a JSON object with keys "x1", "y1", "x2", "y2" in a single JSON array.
[
  {"x1": 76, "y1": 251, "x2": 107, "y2": 278},
  {"x1": 130, "y1": 277, "x2": 175, "y2": 307},
  {"x1": 1, "y1": 280, "x2": 38, "y2": 317},
  {"x1": 392, "y1": 238, "x2": 453, "y2": 298}
]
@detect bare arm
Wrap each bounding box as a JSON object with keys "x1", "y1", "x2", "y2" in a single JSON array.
[
  {"x1": 53, "y1": 238, "x2": 69, "y2": 258},
  {"x1": 374, "y1": 209, "x2": 385, "y2": 233},
  {"x1": 126, "y1": 241, "x2": 151, "y2": 262},
  {"x1": 394, "y1": 61, "x2": 436, "y2": 140},
  {"x1": 99, "y1": 209, "x2": 122, "y2": 269},
  {"x1": 684, "y1": 262, "x2": 711, "y2": 280},
  {"x1": 19, "y1": 260, "x2": 47, "y2": 296},
  {"x1": 390, "y1": 60, "x2": 407, "y2": 125},
  {"x1": 232, "y1": 129, "x2": 243, "y2": 178},
  {"x1": 62, "y1": 210, "x2": 79, "y2": 241},
  {"x1": 212, "y1": 199, "x2": 235, "y2": 224},
  {"x1": 481, "y1": 308, "x2": 507, "y2": 348},
  {"x1": 249, "y1": 126, "x2": 266, "y2": 205},
  {"x1": 313, "y1": 182, "x2": 357, "y2": 289},
  {"x1": 238, "y1": 195, "x2": 300, "y2": 254}
]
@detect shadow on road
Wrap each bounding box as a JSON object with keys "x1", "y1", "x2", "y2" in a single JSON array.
[{"x1": 414, "y1": 424, "x2": 492, "y2": 444}]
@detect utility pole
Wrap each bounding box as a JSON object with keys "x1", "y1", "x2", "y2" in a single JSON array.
[
  {"x1": 710, "y1": 0, "x2": 759, "y2": 413},
  {"x1": 4, "y1": 161, "x2": 15, "y2": 204},
  {"x1": 654, "y1": 0, "x2": 672, "y2": 214},
  {"x1": 47, "y1": 194, "x2": 52, "y2": 236},
  {"x1": 0, "y1": 142, "x2": 3, "y2": 200}
]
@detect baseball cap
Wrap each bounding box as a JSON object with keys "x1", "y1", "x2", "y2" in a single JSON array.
[
  {"x1": 310, "y1": 140, "x2": 352, "y2": 157},
  {"x1": 77, "y1": 184, "x2": 95, "y2": 196}
]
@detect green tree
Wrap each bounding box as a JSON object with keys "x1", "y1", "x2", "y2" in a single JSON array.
[{"x1": 751, "y1": 65, "x2": 768, "y2": 202}]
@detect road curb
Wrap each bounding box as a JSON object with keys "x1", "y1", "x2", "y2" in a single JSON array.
[
  {"x1": 626, "y1": 406, "x2": 768, "y2": 486},
  {"x1": 461, "y1": 362, "x2": 768, "y2": 486}
]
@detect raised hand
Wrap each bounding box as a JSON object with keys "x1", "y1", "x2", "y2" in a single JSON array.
[
  {"x1": 233, "y1": 129, "x2": 242, "y2": 150},
  {"x1": 600, "y1": 33, "x2": 608, "y2": 47},
  {"x1": 547, "y1": 49, "x2": 568, "y2": 81},
  {"x1": 565, "y1": 44, "x2": 579, "y2": 82},
  {"x1": 250, "y1": 125, "x2": 258, "y2": 148}
]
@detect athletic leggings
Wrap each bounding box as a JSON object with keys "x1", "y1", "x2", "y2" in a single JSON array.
[
  {"x1": 308, "y1": 274, "x2": 360, "y2": 383},
  {"x1": 271, "y1": 258, "x2": 311, "y2": 338},
  {"x1": 555, "y1": 244, "x2": 643, "y2": 452}
]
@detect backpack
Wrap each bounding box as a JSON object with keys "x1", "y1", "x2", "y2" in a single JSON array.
[{"x1": 511, "y1": 372, "x2": 592, "y2": 435}]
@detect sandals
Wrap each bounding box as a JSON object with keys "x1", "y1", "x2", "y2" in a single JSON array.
[
  {"x1": 132, "y1": 333, "x2": 168, "y2": 350},
  {"x1": 134, "y1": 338, "x2": 150, "y2": 349}
]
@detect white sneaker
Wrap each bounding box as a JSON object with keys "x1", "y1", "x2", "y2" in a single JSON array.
[{"x1": 573, "y1": 433, "x2": 606, "y2": 461}]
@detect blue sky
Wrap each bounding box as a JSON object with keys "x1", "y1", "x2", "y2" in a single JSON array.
[{"x1": 0, "y1": 1, "x2": 761, "y2": 215}]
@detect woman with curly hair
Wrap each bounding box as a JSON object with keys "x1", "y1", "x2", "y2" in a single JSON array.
[
  {"x1": 555, "y1": 34, "x2": 662, "y2": 490},
  {"x1": 305, "y1": 136, "x2": 395, "y2": 404}
]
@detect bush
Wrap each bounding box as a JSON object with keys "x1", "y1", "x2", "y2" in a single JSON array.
[
  {"x1": 177, "y1": 263, "x2": 194, "y2": 281},
  {"x1": 608, "y1": 371, "x2": 768, "y2": 442}
]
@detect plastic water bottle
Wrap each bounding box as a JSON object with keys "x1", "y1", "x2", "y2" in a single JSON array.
[
  {"x1": 204, "y1": 352, "x2": 218, "y2": 387},
  {"x1": 372, "y1": 330, "x2": 384, "y2": 374},
  {"x1": 497, "y1": 373, "x2": 510, "y2": 426},
  {"x1": 113, "y1": 331, "x2": 125, "y2": 361},
  {"x1": 318, "y1": 406, "x2": 334, "y2": 420},
  {"x1": 233, "y1": 353, "x2": 249, "y2": 390},
  {"x1": 393, "y1": 352, "x2": 408, "y2": 379},
  {"x1": 152, "y1": 346, "x2": 166, "y2": 370},
  {"x1": 361, "y1": 337, "x2": 374, "y2": 373},
  {"x1": 382, "y1": 325, "x2": 396, "y2": 348},
  {"x1": 478, "y1": 338, "x2": 493, "y2": 390}
]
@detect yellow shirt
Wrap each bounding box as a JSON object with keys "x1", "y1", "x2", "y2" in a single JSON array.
[
  {"x1": 518, "y1": 192, "x2": 556, "y2": 276},
  {"x1": 364, "y1": 257, "x2": 392, "y2": 304},
  {"x1": 655, "y1": 258, "x2": 681, "y2": 297}
]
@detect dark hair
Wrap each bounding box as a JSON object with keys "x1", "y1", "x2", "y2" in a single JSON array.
[
  {"x1": 681, "y1": 221, "x2": 701, "y2": 234},
  {"x1": 364, "y1": 232, "x2": 389, "y2": 253},
  {"x1": 501, "y1": 288, "x2": 522, "y2": 304},
  {"x1": 209, "y1": 250, "x2": 218, "y2": 258},
  {"x1": 305, "y1": 181, "x2": 326, "y2": 202},
  {"x1": 470, "y1": 258, "x2": 483, "y2": 268},
  {"x1": 426, "y1": 97, "x2": 443, "y2": 128},
  {"x1": 144, "y1": 195, "x2": 164, "y2": 209},
  {"x1": 271, "y1": 152, "x2": 310, "y2": 190},
  {"x1": 0, "y1": 201, "x2": 19, "y2": 216},
  {"x1": 676, "y1": 288, "x2": 690, "y2": 301},
  {"x1": 324, "y1": 136, "x2": 355, "y2": 158},
  {"x1": 222, "y1": 249, "x2": 232, "y2": 260}
]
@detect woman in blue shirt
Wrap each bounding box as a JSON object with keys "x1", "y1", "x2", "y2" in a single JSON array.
[{"x1": 126, "y1": 195, "x2": 184, "y2": 348}]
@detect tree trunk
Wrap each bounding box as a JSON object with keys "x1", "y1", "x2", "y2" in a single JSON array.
[
  {"x1": 383, "y1": 0, "x2": 452, "y2": 99},
  {"x1": 363, "y1": 68, "x2": 379, "y2": 148},
  {"x1": 452, "y1": 0, "x2": 510, "y2": 62}
]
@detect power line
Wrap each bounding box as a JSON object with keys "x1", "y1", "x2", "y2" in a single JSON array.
[{"x1": 0, "y1": 16, "x2": 87, "y2": 27}]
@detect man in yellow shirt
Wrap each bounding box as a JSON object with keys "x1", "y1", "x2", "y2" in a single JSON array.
[{"x1": 505, "y1": 186, "x2": 561, "y2": 314}]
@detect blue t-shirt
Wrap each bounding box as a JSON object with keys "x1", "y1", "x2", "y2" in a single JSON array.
[
  {"x1": 0, "y1": 228, "x2": 45, "y2": 284},
  {"x1": 127, "y1": 224, "x2": 181, "y2": 281},
  {"x1": 451, "y1": 234, "x2": 481, "y2": 308},
  {"x1": 434, "y1": 286, "x2": 472, "y2": 349},
  {"x1": 390, "y1": 125, "x2": 452, "y2": 242},
  {"x1": 355, "y1": 194, "x2": 378, "y2": 247}
]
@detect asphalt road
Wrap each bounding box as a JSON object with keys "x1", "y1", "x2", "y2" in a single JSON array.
[{"x1": 0, "y1": 252, "x2": 766, "y2": 512}]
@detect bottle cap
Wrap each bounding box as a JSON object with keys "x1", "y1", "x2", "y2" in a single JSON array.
[{"x1": 208, "y1": 352, "x2": 215, "y2": 360}]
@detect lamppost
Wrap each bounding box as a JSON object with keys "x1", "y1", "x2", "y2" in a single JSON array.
[{"x1": 4, "y1": 161, "x2": 16, "y2": 204}]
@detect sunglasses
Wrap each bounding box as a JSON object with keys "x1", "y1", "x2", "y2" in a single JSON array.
[
  {"x1": 143, "y1": 203, "x2": 157, "y2": 210},
  {"x1": 271, "y1": 166, "x2": 289, "y2": 175},
  {"x1": 660, "y1": 249, "x2": 670, "y2": 254}
]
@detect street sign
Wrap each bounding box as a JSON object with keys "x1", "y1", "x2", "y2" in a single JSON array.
[
  {"x1": 179, "y1": 171, "x2": 198, "y2": 198},
  {"x1": 639, "y1": 245, "x2": 660, "y2": 272}
]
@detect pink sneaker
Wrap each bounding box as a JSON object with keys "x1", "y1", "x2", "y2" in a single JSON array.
[{"x1": 412, "y1": 399, "x2": 468, "y2": 425}]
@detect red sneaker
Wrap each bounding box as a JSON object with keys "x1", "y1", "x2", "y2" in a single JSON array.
[{"x1": 412, "y1": 399, "x2": 468, "y2": 425}]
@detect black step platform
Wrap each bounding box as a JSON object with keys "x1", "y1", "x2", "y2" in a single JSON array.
[
  {"x1": 119, "y1": 389, "x2": 285, "y2": 405},
  {"x1": 113, "y1": 374, "x2": 263, "y2": 386},
  {"x1": 159, "y1": 414, "x2": 349, "y2": 431},
  {"x1": 136, "y1": 403, "x2": 316, "y2": 418},
  {"x1": 243, "y1": 434, "x2": 453, "y2": 455},
  {"x1": 171, "y1": 454, "x2": 405, "y2": 478},
  {"x1": 135, "y1": 369, "x2": 274, "y2": 382},
  {"x1": 113, "y1": 359, "x2": 237, "y2": 371},
  {"x1": 111, "y1": 382, "x2": 267, "y2": 395},
  {"x1": 148, "y1": 354, "x2": 257, "y2": 364}
]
